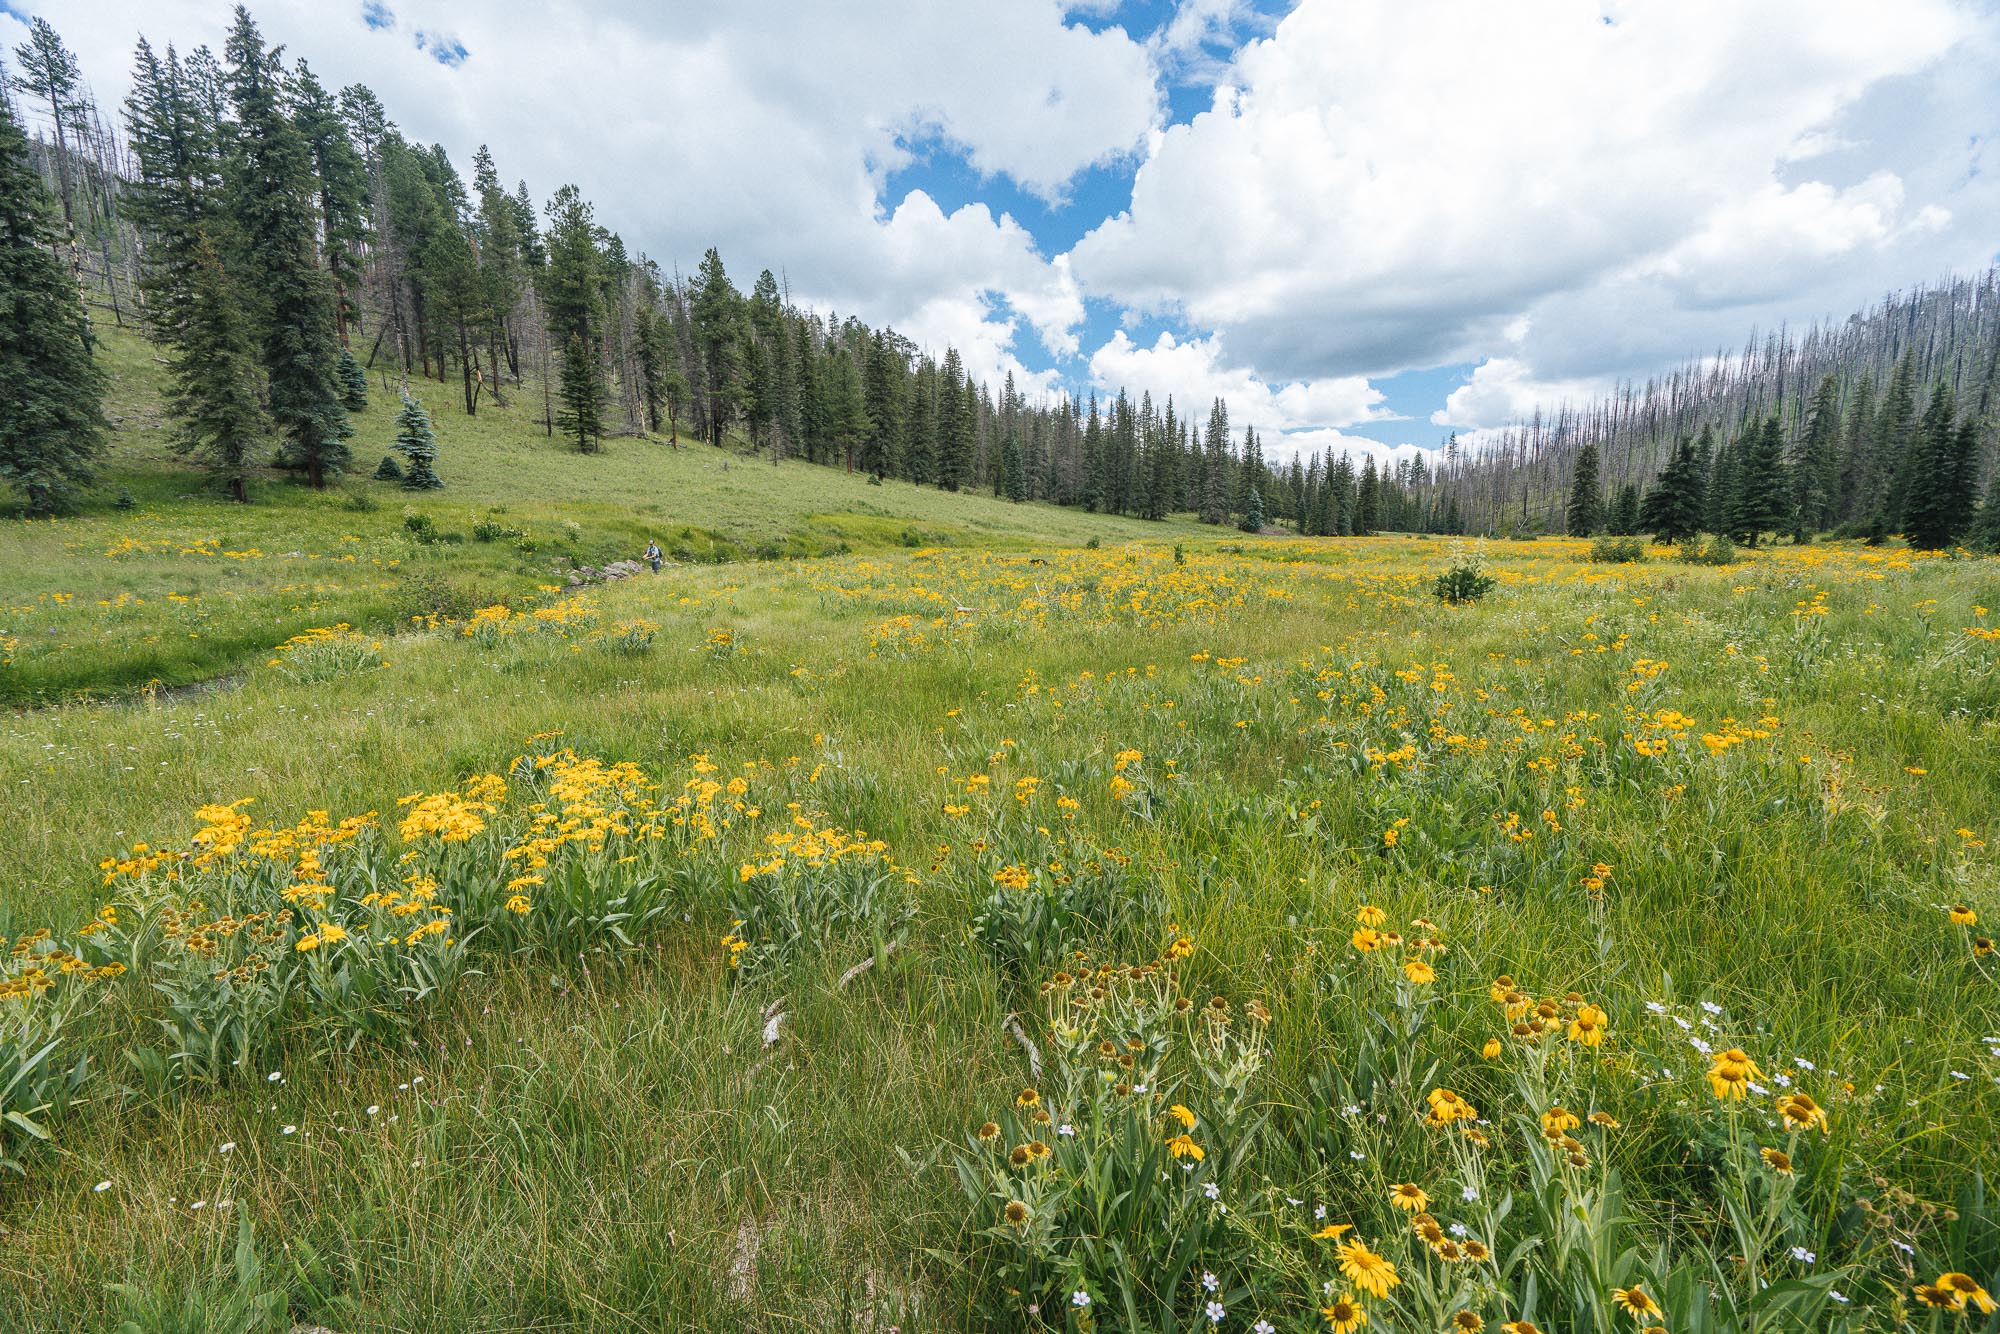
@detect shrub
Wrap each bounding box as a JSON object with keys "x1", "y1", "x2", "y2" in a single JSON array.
[
  {"x1": 1676, "y1": 533, "x2": 1739, "y2": 566},
  {"x1": 471, "y1": 516, "x2": 523, "y2": 543},
  {"x1": 1589, "y1": 536, "x2": 1647, "y2": 563},
  {"x1": 1434, "y1": 560, "x2": 1497, "y2": 604},
  {"x1": 401, "y1": 509, "x2": 436, "y2": 543}
]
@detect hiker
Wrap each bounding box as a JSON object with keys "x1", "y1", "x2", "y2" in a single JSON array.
[{"x1": 645, "y1": 540, "x2": 663, "y2": 573}]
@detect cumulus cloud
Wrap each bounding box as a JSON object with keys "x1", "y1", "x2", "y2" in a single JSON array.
[
  {"x1": 1090, "y1": 329, "x2": 1420, "y2": 460},
  {"x1": 1068, "y1": 0, "x2": 1992, "y2": 393},
  {"x1": 1433, "y1": 359, "x2": 1613, "y2": 432}
]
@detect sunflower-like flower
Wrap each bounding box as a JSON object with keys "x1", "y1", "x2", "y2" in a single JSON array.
[
  {"x1": 1388, "y1": 1182, "x2": 1429, "y2": 1212},
  {"x1": 1760, "y1": 1147, "x2": 1794, "y2": 1175},
  {"x1": 1426, "y1": 1086, "x2": 1478, "y2": 1127},
  {"x1": 1568, "y1": 1003, "x2": 1609, "y2": 1046},
  {"x1": 1541, "y1": 1105, "x2": 1581, "y2": 1136},
  {"x1": 1776, "y1": 1093, "x2": 1828, "y2": 1134},
  {"x1": 1002, "y1": 1199, "x2": 1030, "y2": 1227},
  {"x1": 1948, "y1": 904, "x2": 1978, "y2": 926},
  {"x1": 1165, "y1": 1132, "x2": 1205, "y2": 1161},
  {"x1": 1337, "y1": 1238, "x2": 1400, "y2": 1300},
  {"x1": 1168, "y1": 1103, "x2": 1197, "y2": 1130},
  {"x1": 1913, "y1": 1283, "x2": 1963, "y2": 1310},
  {"x1": 1937, "y1": 1273, "x2": 1997, "y2": 1314},
  {"x1": 1706, "y1": 1048, "x2": 1762, "y2": 1101},
  {"x1": 1451, "y1": 1313, "x2": 1484, "y2": 1332},
  {"x1": 1481, "y1": 1038, "x2": 1503, "y2": 1060},
  {"x1": 1612, "y1": 1286, "x2": 1663, "y2": 1321},
  {"x1": 1322, "y1": 1295, "x2": 1367, "y2": 1333},
  {"x1": 1356, "y1": 904, "x2": 1387, "y2": 927}
]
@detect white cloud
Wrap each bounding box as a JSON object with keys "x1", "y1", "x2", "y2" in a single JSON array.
[
  {"x1": 1088, "y1": 328, "x2": 1385, "y2": 431},
  {"x1": 1433, "y1": 359, "x2": 1613, "y2": 432},
  {"x1": 5, "y1": 0, "x2": 1154, "y2": 394},
  {"x1": 1068, "y1": 0, "x2": 1991, "y2": 392}
]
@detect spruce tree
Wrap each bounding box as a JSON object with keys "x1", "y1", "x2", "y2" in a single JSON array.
[
  {"x1": 690, "y1": 247, "x2": 741, "y2": 447},
  {"x1": 1789, "y1": 373, "x2": 1840, "y2": 540},
  {"x1": 394, "y1": 394, "x2": 442, "y2": 489},
  {"x1": 124, "y1": 38, "x2": 215, "y2": 345},
  {"x1": 1870, "y1": 354, "x2": 1917, "y2": 525},
  {"x1": 1729, "y1": 416, "x2": 1790, "y2": 546},
  {"x1": 372, "y1": 454, "x2": 403, "y2": 482},
  {"x1": 1355, "y1": 456, "x2": 1380, "y2": 534},
  {"x1": 1704, "y1": 433, "x2": 1737, "y2": 536},
  {"x1": 1971, "y1": 473, "x2": 2000, "y2": 553},
  {"x1": 1240, "y1": 484, "x2": 1265, "y2": 534},
  {"x1": 1640, "y1": 436, "x2": 1704, "y2": 544},
  {"x1": 222, "y1": 8, "x2": 350, "y2": 487},
  {"x1": 1608, "y1": 482, "x2": 1640, "y2": 535},
  {"x1": 1199, "y1": 399, "x2": 1229, "y2": 524},
  {"x1": 167, "y1": 234, "x2": 268, "y2": 502},
  {"x1": 0, "y1": 78, "x2": 106, "y2": 512},
  {"x1": 337, "y1": 345, "x2": 369, "y2": 411},
  {"x1": 1566, "y1": 442, "x2": 1604, "y2": 535},
  {"x1": 291, "y1": 60, "x2": 369, "y2": 344},
  {"x1": 1001, "y1": 431, "x2": 1027, "y2": 501},
  {"x1": 1902, "y1": 383, "x2": 1978, "y2": 550},
  {"x1": 541, "y1": 186, "x2": 604, "y2": 452}
]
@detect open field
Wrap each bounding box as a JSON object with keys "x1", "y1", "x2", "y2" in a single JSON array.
[
  {"x1": 0, "y1": 322, "x2": 1206, "y2": 705},
  {"x1": 1, "y1": 517, "x2": 1997, "y2": 1330}
]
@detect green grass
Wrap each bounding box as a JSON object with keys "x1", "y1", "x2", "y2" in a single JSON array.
[
  {"x1": 3, "y1": 329, "x2": 1999, "y2": 1330},
  {"x1": 0, "y1": 322, "x2": 1204, "y2": 704}
]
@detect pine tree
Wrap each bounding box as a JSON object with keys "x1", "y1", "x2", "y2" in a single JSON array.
[
  {"x1": 222, "y1": 8, "x2": 350, "y2": 487},
  {"x1": 166, "y1": 233, "x2": 268, "y2": 502},
  {"x1": 1640, "y1": 435, "x2": 1704, "y2": 543},
  {"x1": 291, "y1": 60, "x2": 369, "y2": 344},
  {"x1": 1565, "y1": 442, "x2": 1604, "y2": 535},
  {"x1": 1355, "y1": 456, "x2": 1380, "y2": 534},
  {"x1": 690, "y1": 247, "x2": 741, "y2": 447},
  {"x1": 1789, "y1": 373, "x2": 1840, "y2": 540},
  {"x1": 0, "y1": 78, "x2": 106, "y2": 512},
  {"x1": 10, "y1": 18, "x2": 84, "y2": 262},
  {"x1": 1729, "y1": 416, "x2": 1789, "y2": 546},
  {"x1": 1199, "y1": 399, "x2": 1229, "y2": 524},
  {"x1": 1607, "y1": 483, "x2": 1640, "y2": 535},
  {"x1": 540, "y1": 185, "x2": 604, "y2": 452},
  {"x1": 1902, "y1": 382, "x2": 1979, "y2": 550},
  {"x1": 124, "y1": 39, "x2": 215, "y2": 345},
  {"x1": 1001, "y1": 431, "x2": 1027, "y2": 501},
  {"x1": 394, "y1": 394, "x2": 442, "y2": 489},
  {"x1": 1870, "y1": 354, "x2": 1917, "y2": 525},
  {"x1": 1971, "y1": 473, "x2": 2000, "y2": 553},
  {"x1": 1240, "y1": 484, "x2": 1265, "y2": 534},
  {"x1": 337, "y1": 345, "x2": 368, "y2": 411}
]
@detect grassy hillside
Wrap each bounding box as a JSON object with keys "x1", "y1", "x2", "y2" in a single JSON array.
[
  {"x1": 1, "y1": 515, "x2": 1997, "y2": 1328},
  {"x1": 0, "y1": 322, "x2": 1207, "y2": 703}
]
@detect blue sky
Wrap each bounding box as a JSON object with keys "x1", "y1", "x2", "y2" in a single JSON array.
[{"x1": 7, "y1": 0, "x2": 1995, "y2": 459}]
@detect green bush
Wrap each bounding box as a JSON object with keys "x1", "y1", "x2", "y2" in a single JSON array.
[
  {"x1": 1589, "y1": 536, "x2": 1647, "y2": 563},
  {"x1": 1433, "y1": 560, "x2": 1497, "y2": 604},
  {"x1": 1676, "y1": 533, "x2": 1739, "y2": 565}
]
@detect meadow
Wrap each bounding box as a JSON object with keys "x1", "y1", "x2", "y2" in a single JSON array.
[{"x1": 1, "y1": 481, "x2": 1996, "y2": 1330}]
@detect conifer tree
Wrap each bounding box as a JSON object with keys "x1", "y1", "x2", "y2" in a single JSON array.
[
  {"x1": 394, "y1": 394, "x2": 442, "y2": 489},
  {"x1": 1902, "y1": 382, "x2": 1979, "y2": 550},
  {"x1": 690, "y1": 247, "x2": 741, "y2": 447},
  {"x1": 1704, "y1": 434, "x2": 1737, "y2": 536},
  {"x1": 1001, "y1": 431, "x2": 1027, "y2": 501},
  {"x1": 1789, "y1": 373, "x2": 1840, "y2": 539},
  {"x1": 1608, "y1": 482, "x2": 1640, "y2": 535},
  {"x1": 1870, "y1": 353, "x2": 1917, "y2": 525},
  {"x1": 124, "y1": 38, "x2": 215, "y2": 344},
  {"x1": 10, "y1": 19, "x2": 84, "y2": 261},
  {"x1": 1355, "y1": 456, "x2": 1380, "y2": 534},
  {"x1": 937, "y1": 348, "x2": 972, "y2": 491},
  {"x1": 1729, "y1": 416, "x2": 1789, "y2": 546},
  {"x1": 1240, "y1": 484, "x2": 1265, "y2": 534},
  {"x1": 337, "y1": 345, "x2": 368, "y2": 411},
  {"x1": 0, "y1": 76, "x2": 106, "y2": 512},
  {"x1": 1565, "y1": 441, "x2": 1604, "y2": 535},
  {"x1": 1640, "y1": 435, "x2": 1704, "y2": 543},
  {"x1": 222, "y1": 8, "x2": 349, "y2": 487},
  {"x1": 1972, "y1": 474, "x2": 2000, "y2": 553},
  {"x1": 291, "y1": 60, "x2": 369, "y2": 344},
  {"x1": 1199, "y1": 399, "x2": 1229, "y2": 524},
  {"x1": 540, "y1": 185, "x2": 604, "y2": 452},
  {"x1": 372, "y1": 453, "x2": 403, "y2": 482},
  {"x1": 167, "y1": 234, "x2": 268, "y2": 502}
]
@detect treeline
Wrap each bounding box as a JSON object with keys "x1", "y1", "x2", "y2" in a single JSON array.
[
  {"x1": 1470, "y1": 271, "x2": 2000, "y2": 548},
  {"x1": 1559, "y1": 361, "x2": 1999, "y2": 551}
]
